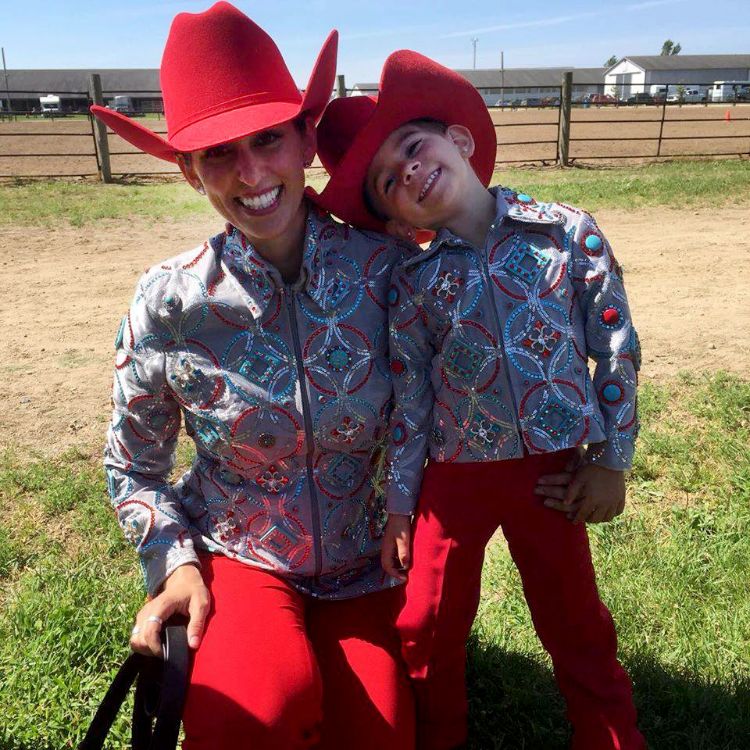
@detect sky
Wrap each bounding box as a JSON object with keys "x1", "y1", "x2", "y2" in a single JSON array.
[{"x1": 1, "y1": 0, "x2": 749, "y2": 85}]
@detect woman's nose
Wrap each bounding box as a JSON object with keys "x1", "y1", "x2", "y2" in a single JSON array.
[{"x1": 236, "y1": 142, "x2": 262, "y2": 185}]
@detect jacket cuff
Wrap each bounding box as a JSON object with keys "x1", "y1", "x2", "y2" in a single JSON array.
[
  {"x1": 386, "y1": 492, "x2": 417, "y2": 517},
  {"x1": 142, "y1": 543, "x2": 200, "y2": 597},
  {"x1": 585, "y1": 440, "x2": 633, "y2": 471}
]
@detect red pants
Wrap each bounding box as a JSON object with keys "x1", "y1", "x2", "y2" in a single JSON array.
[
  {"x1": 399, "y1": 450, "x2": 645, "y2": 750},
  {"x1": 182, "y1": 555, "x2": 415, "y2": 750}
]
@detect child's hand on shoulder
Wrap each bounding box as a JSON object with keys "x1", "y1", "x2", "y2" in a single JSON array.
[
  {"x1": 540, "y1": 463, "x2": 626, "y2": 524},
  {"x1": 381, "y1": 513, "x2": 412, "y2": 582}
]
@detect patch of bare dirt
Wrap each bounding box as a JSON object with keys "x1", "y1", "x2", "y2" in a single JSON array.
[{"x1": 1, "y1": 205, "x2": 747, "y2": 455}]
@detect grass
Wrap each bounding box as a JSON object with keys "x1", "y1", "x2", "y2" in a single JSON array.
[
  {"x1": 0, "y1": 159, "x2": 748, "y2": 227},
  {"x1": 0, "y1": 372, "x2": 748, "y2": 748}
]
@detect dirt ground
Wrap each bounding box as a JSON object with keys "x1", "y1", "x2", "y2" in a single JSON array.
[
  {"x1": 1, "y1": 103, "x2": 749, "y2": 176},
  {"x1": 1, "y1": 203, "x2": 748, "y2": 456}
]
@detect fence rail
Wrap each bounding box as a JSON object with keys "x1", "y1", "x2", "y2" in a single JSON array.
[{"x1": 1, "y1": 78, "x2": 749, "y2": 180}]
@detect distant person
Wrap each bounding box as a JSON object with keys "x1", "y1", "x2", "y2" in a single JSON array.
[
  {"x1": 91, "y1": 3, "x2": 417, "y2": 748},
  {"x1": 315, "y1": 51, "x2": 645, "y2": 750}
]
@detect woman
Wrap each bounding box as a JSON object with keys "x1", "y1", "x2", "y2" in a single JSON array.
[{"x1": 93, "y1": 3, "x2": 415, "y2": 748}]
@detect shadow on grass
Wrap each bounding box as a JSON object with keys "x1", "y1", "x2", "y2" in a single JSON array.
[{"x1": 466, "y1": 637, "x2": 750, "y2": 749}]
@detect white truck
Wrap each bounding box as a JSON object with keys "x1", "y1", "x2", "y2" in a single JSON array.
[{"x1": 39, "y1": 94, "x2": 62, "y2": 116}]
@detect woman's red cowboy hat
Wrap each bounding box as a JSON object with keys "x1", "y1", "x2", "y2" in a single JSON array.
[
  {"x1": 90, "y1": 2, "x2": 337, "y2": 163},
  {"x1": 311, "y1": 50, "x2": 497, "y2": 233}
]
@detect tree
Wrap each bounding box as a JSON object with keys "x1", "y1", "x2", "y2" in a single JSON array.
[
  {"x1": 660, "y1": 40, "x2": 682, "y2": 55},
  {"x1": 604, "y1": 55, "x2": 619, "y2": 67}
]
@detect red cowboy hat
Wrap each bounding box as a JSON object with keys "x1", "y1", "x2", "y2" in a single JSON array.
[
  {"x1": 310, "y1": 50, "x2": 497, "y2": 233},
  {"x1": 90, "y1": 2, "x2": 337, "y2": 163}
]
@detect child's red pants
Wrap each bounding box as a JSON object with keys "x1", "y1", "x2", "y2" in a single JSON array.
[
  {"x1": 398, "y1": 449, "x2": 646, "y2": 750},
  {"x1": 181, "y1": 554, "x2": 415, "y2": 750}
]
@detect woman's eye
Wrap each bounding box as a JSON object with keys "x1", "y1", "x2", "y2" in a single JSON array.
[
  {"x1": 406, "y1": 139, "x2": 421, "y2": 157},
  {"x1": 204, "y1": 144, "x2": 231, "y2": 160},
  {"x1": 254, "y1": 130, "x2": 281, "y2": 147}
]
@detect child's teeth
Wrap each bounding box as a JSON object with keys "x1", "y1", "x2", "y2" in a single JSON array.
[{"x1": 239, "y1": 187, "x2": 280, "y2": 210}]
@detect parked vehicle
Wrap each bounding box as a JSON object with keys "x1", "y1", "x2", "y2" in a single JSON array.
[
  {"x1": 519, "y1": 98, "x2": 543, "y2": 107},
  {"x1": 585, "y1": 93, "x2": 618, "y2": 106},
  {"x1": 666, "y1": 88, "x2": 704, "y2": 103},
  {"x1": 39, "y1": 94, "x2": 62, "y2": 116},
  {"x1": 540, "y1": 96, "x2": 561, "y2": 107},
  {"x1": 626, "y1": 93, "x2": 654, "y2": 105},
  {"x1": 710, "y1": 81, "x2": 750, "y2": 102},
  {"x1": 111, "y1": 95, "x2": 135, "y2": 115}
]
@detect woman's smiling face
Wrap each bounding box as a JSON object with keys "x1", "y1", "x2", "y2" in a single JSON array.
[{"x1": 179, "y1": 118, "x2": 316, "y2": 252}]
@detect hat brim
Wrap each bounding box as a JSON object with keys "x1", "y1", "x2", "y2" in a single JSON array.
[
  {"x1": 91, "y1": 29, "x2": 338, "y2": 164},
  {"x1": 311, "y1": 50, "x2": 497, "y2": 233}
]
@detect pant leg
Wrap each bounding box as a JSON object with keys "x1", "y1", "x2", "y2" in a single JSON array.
[
  {"x1": 307, "y1": 586, "x2": 416, "y2": 750},
  {"x1": 181, "y1": 555, "x2": 323, "y2": 750},
  {"x1": 499, "y1": 451, "x2": 646, "y2": 750},
  {"x1": 397, "y1": 461, "x2": 505, "y2": 750}
]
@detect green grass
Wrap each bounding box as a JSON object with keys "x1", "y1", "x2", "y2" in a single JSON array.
[
  {"x1": 1, "y1": 160, "x2": 748, "y2": 227},
  {"x1": 493, "y1": 159, "x2": 750, "y2": 211},
  {"x1": 0, "y1": 373, "x2": 748, "y2": 748}
]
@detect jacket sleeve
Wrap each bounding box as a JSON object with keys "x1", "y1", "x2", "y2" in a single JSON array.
[
  {"x1": 569, "y1": 213, "x2": 640, "y2": 470},
  {"x1": 384, "y1": 262, "x2": 436, "y2": 515},
  {"x1": 104, "y1": 271, "x2": 199, "y2": 596}
]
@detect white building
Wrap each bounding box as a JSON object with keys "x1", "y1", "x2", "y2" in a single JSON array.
[{"x1": 604, "y1": 54, "x2": 750, "y2": 99}]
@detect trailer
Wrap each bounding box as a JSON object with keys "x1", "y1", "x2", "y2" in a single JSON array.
[
  {"x1": 710, "y1": 81, "x2": 750, "y2": 102},
  {"x1": 39, "y1": 94, "x2": 62, "y2": 116}
]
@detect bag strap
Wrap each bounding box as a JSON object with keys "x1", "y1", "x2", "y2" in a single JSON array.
[{"x1": 79, "y1": 621, "x2": 189, "y2": 750}]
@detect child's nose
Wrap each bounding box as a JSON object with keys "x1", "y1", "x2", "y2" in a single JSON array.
[{"x1": 402, "y1": 160, "x2": 420, "y2": 185}]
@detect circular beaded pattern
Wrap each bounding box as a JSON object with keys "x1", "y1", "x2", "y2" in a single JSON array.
[
  {"x1": 601, "y1": 381, "x2": 624, "y2": 404},
  {"x1": 601, "y1": 306, "x2": 622, "y2": 328}
]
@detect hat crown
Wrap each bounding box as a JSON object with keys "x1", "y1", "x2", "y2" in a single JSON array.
[
  {"x1": 317, "y1": 95, "x2": 377, "y2": 171},
  {"x1": 160, "y1": 2, "x2": 301, "y2": 139}
]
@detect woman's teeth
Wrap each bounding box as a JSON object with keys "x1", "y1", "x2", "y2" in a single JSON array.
[
  {"x1": 238, "y1": 186, "x2": 281, "y2": 210},
  {"x1": 419, "y1": 169, "x2": 440, "y2": 201}
]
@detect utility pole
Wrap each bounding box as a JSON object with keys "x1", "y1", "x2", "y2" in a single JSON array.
[
  {"x1": 500, "y1": 50, "x2": 505, "y2": 106},
  {"x1": 2, "y1": 47, "x2": 11, "y2": 113},
  {"x1": 472, "y1": 37, "x2": 478, "y2": 69}
]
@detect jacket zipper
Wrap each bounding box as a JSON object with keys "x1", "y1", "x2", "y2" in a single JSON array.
[
  {"x1": 477, "y1": 244, "x2": 524, "y2": 449},
  {"x1": 283, "y1": 285, "x2": 323, "y2": 579}
]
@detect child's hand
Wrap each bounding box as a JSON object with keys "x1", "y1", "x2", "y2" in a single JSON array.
[
  {"x1": 381, "y1": 513, "x2": 412, "y2": 582},
  {"x1": 534, "y1": 447, "x2": 584, "y2": 505},
  {"x1": 543, "y1": 464, "x2": 626, "y2": 524}
]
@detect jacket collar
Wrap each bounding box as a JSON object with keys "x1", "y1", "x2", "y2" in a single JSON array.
[
  {"x1": 404, "y1": 186, "x2": 566, "y2": 267},
  {"x1": 218, "y1": 202, "x2": 345, "y2": 321}
]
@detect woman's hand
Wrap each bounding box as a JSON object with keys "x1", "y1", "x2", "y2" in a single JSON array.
[
  {"x1": 130, "y1": 563, "x2": 210, "y2": 657},
  {"x1": 381, "y1": 514, "x2": 412, "y2": 582}
]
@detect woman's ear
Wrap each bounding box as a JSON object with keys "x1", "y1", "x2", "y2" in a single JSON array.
[
  {"x1": 385, "y1": 219, "x2": 419, "y2": 242},
  {"x1": 446, "y1": 124, "x2": 475, "y2": 159},
  {"x1": 176, "y1": 153, "x2": 205, "y2": 194}
]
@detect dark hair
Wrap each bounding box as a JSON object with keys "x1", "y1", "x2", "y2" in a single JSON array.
[{"x1": 362, "y1": 118, "x2": 449, "y2": 221}]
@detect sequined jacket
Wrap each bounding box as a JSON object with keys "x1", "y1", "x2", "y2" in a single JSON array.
[
  {"x1": 385, "y1": 187, "x2": 640, "y2": 515},
  {"x1": 105, "y1": 205, "x2": 405, "y2": 597}
]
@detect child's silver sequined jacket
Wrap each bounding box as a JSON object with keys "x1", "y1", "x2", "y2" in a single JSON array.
[
  {"x1": 105, "y1": 207, "x2": 404, "y2": 597},
  {"x1": 386, "y1": 187, "x2": 640, "y2": 515}
]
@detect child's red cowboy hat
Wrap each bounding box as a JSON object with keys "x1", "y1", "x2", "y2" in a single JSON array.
[
  {"x1": 311, "y1": 50, "x2": 497, "y2": 233},
  {"x1": 90, "y1": 2, "x2": 337, "y2": 163}
]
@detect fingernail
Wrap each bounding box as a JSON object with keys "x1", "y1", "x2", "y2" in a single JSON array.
[{"x1": 189, "y1": 636, "x2": 200, "y2": 648}]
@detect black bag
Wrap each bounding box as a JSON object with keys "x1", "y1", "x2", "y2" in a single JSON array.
[{"x1": 79, "y1": 620, "x2": 189, "y2": 750}]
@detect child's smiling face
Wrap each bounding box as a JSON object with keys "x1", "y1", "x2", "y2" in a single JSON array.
[{"x1": 365, "y1": 122, "x2": 476, "y2": 231}]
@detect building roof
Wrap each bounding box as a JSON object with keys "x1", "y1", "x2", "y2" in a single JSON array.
[
  {"x1": 455, "y1": 67, "x2": 605, "y2": 87},
  {"x1": 620, "y1": 54, "x2": 750, "y2": 71},
  {"x1": 3, "y1": 69, "x2": 161, "y2": 97}
]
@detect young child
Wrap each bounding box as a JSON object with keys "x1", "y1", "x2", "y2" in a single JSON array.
[{"x1": 314, "y1": 52, "x2": 644, "y2": 750}]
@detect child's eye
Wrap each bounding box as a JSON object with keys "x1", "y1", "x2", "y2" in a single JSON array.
[
  {"x1": 406, "y1": 139, "x2": 421, "y2": 157},
  {"x1": 384, "y1": 177, "x2": 395, "y2": 195}
]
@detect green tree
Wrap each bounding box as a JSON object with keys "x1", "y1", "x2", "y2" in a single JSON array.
[
  {"x1": 660, "y1": 39, "x2": 682, "y2": 55},
  {"x1": 605, "y1": 55, "x2": 619, "y2": 67}
]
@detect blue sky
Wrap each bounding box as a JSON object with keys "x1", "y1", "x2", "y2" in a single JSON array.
[{"x1": 2, "y1": 0, "x2": 748, "y2": 85}]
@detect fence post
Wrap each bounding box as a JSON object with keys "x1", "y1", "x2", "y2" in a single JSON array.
[
  {"x1": 88, "y1": 73, "x2": 112, "y2": 183},
  {"x1": 656, "y1": 87, "x2": 668, "y2": 157},
  {"x1": 337, "y1": 74, "x2": 346, "y2": 98},
  {"x1": 558, "y1": 72, "x2": 572, "y2": 166}
]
